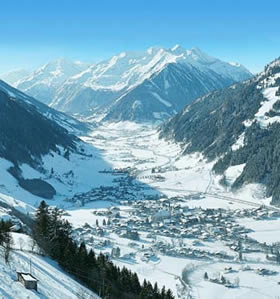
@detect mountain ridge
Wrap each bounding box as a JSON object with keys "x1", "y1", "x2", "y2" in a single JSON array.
[
  {"x1": 0, "y1": 80, "x2": 83, "y2": 199},
  {"x1": 159, "y1": 57, "x2": 280, "y2": 204},
  {"x1": 10, "y1": 46, "x2": 252, "y2": 122}
]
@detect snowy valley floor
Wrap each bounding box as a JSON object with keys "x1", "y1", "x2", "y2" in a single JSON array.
[{"x1": 1, "y1": 122, "x2": 280, "y2": 298}]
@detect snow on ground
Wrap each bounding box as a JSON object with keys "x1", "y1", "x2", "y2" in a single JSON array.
[
  {"x1": 254, "y1": 87, "x2": 280, "y2": 127},
  {"x1": 189, "y1": 261, "x2": 280, "y2": 299},
  {"x1": 225, "y1": 164, "x2": 246, "y2": 185},
  {"x1": 114, "y1": 254, "x2": 189, "y2": 295},
  {"x1": 0, "y1": 138, "x2": 117, "y2": 214},
  {"x1": 78, "y1": 122, "x2": 280, "y2": 298},
  {"x1": 237, "y1": 217, "x2": 280, "y2": 245},
  {"x1": 0, "y1": 233, "x2": 99, "y2": 299},
  {"x1": 65, "y1": 201, "x2": 116, "y2": 227},
  {"x1": 1, "y1": 121, "x2": 280, "y2": 298},
  {"x1": 231, "y1": 132, "x2": 245, "y2": 151}
]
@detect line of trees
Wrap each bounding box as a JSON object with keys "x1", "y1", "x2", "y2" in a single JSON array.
[{"x1": 33, "y1": 201, "x2": 175, "y2": 299}]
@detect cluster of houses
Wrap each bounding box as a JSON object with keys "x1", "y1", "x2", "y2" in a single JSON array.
[
  {"x1": 65, "y1": 171, "x2": 160, "y2": 207},
  {"x1": 69, "y1": 195, "x2": 280, "y2": 268},
  {"x1": 232, "y1": 206, "x2": 280, "y2": 220}
]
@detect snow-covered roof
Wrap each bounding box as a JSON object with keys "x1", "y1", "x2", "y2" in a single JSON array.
[{"x1": 18, "y1": 272, "x2": 38, "y2": 282}]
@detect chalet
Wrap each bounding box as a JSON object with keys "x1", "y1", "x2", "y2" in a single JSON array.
[{"x1": 17, "y1": 272, "x2": 38, "y2": 291}]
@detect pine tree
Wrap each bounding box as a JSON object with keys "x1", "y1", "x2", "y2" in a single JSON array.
[
  {"x1": 165, "y1": 289, "x2": 175, "y2": 299},
  {"x1": 131, "y1": 273, "x2": 141, "y2": 294},
  {"x1": 153, "y1": 282, "x2": 160, "y2": 299},
  {"x1": 34, "y1": 200, "x2": 50, "y2": 251},
  {"x1": 276, "y1": 250, "x2": 280, "y2": 263},
  {"x1": 87, "y1": 249, "x2": 97, "y2": 268},
  {"x1": 31, "y1": 204, "x2": 175, "y2": 299},
  {"x1": 115, "y1": 247, "x2": 121, "y2": 258},
  {"x1": 0, "y1": 220, "x2": 12, "y2": 245},
  {"x1": 49, "y1": 207, "x2": 63, "y2": 241},
  {"x1": 35, "y1": 201, "x2": 49, "y2": 236},
  {"x1": 161, "y1": 286, "x2": 166, "y2": 298}
]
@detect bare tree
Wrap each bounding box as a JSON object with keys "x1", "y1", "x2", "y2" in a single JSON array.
[
  {"x1": 19, "y1": 237, "x2": 25, "y2": 251},
  {"x1": 28, "y1": 238, "x2": 37, "y2": 253},
  {"x1": 3, "y1": 232, "x2": 13, "y2": 264},
  {"x1": 234, "y1": 277, "x2": 240, "y2": 287},
  {"x1": 182, "y1": 263, "x2": 195, "y2": 286}
]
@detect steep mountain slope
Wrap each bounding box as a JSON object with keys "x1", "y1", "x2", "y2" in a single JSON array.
[
  {"x1": 0, "y1": 69, "x2": 31, "y2": 86},
  {"x1": 16, "y1": 58, "x2": 89, "y2": 105},
  {"x1": 104, "y1": 61, "x2": 242, "y2": 122},
  {"x1": 0, "y1": 80, "x2": 88, "y2": 133},
  {"x1": 159, "y1": 57, "x2": 280, "y2": 204},
  {"x1": 0, "y1": 89, "x2": 77, "y2": 165},
  {"x1": 15, "y1": 46, "x2": 252, "y2": 121},
  {"x1": 0, "y1": 81, "x2": 79, "y2": 198}
]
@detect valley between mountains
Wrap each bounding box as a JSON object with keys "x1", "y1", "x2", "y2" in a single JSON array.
[
  {"x1": 2, "y1": 120, "x2": 280, "y2": 298},
  {"x1": 1, "y1": 51, "x2": 280, "y2": 299}
]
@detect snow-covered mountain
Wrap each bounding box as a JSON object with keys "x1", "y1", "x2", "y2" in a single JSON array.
[
  {"x1": 103, "y1": 60, "x2": 247, "y2": 122},
  {"x1": 15, "y1": 46, "x2": 252, "y2": 122},
  {"x1": 0, "y1": 69, "x2": 31, "y2": 86},
  {"x1": 0, "y1": 80, "x2": 88, "y2": 134},
  {"x1": 0, "y1": 79, "x2": 88, "y2": 199},
  {"x1": 15, "y1": 58, "x2": 89, "y2": 105},
  {"x1": 159, "y1": 57, "x2": 280, "y2": 204}
]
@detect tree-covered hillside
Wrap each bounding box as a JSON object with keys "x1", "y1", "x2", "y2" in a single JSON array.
[
  {"x1": 0, "y1": 89, "x2": 77, "y2": 167},
  {"x1": 160, "y1": 58, "x2": 280, "y2": 204},
  {"x1": 0, "y1": 88, "x2": 79, "y2": 198}
]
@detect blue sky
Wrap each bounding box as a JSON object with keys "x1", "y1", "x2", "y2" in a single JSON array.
[{"x1": 1, "y1": 0, "x2": 279, "y2": 73}]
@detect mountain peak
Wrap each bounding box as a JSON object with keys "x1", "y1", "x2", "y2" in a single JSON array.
[
  {"x1": 187, "y1": 47, "x2": 216, "y2": 64},
  {"x1": 147, "y1": 46, "x2": 162, "y2": 55},
  {"x1": 14, "y1": 45, "x2": 252, "y2": 119},
  {"x1": 55, "y1": 57, "x2": 69, "y2": 64},
  {"x1": 43, "y1": 57, "x2": 77, "y2": 70},
  {"x1": 170, "y1": 44, "x2": 186, "y2": 55},
  {"x1": 191, "y1": 46, "x2": 203, "y2": 54},
  {"x1": 171, "y1": 44, "x2": 181, "y2": 51}
]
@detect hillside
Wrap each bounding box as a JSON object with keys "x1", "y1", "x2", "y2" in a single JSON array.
[
  {"x1": 103, "y1": 61, "x2": 241, "y2": 122},
  {"x1": 160, "y1": 57, "x2": 280, "y2": 204},
  {"x1": 0, "y1": 233, "x2": 99, "y2": 298},
  {"x1": 0, "y1": 80, "x2": 88, "y2": 134},
  {"x1": 0, "y1": 82, "x2": 81, "y2": 199},
  {"x1": 0, "y1": 89, "x2": 76, "y2": 166}
]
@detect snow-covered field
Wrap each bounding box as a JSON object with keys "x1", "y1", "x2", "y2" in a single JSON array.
[
  {"x1": 1, "y1": 121, "x2": 280, "y2": 298},
  {"x1": 68, "y1": 122, "x2": 280, "y2": 299}
]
